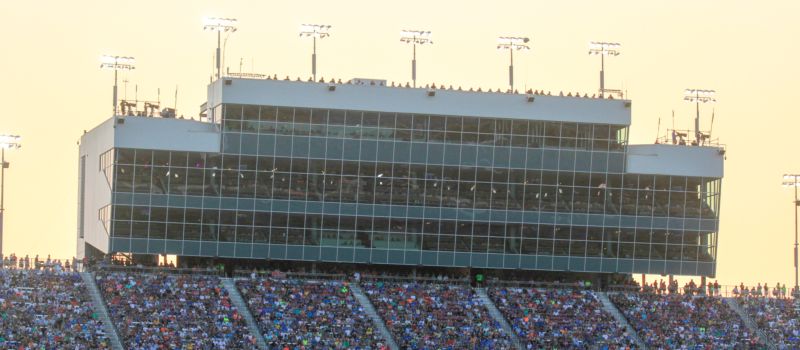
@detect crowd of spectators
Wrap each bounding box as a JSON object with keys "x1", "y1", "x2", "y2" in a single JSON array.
[
  {"x1": 97, "y1": 271, "x2": 254, "y2": 349},
  {"x1": 610, "y1": 292, "x2": 759, "y2": 349},
  {"x1": 0, "y1": 265, "x2": 109, "y2": 348},
  {"x1": 732, "y1": 282, "x2": 788, "y2": 299},
  {"x1": 236, "y1": 275, "x2": 388, "y2": 349},
  {"x1": 363, "y1": 281, "x2": 513, "y2": 349},
  {"x1": 741, "y1": 297, "x2": 799, "y2": 348},
  {"x1": 489, "y1": 287, "x2": 636, "y2": 349},
  {"x1": 1, "y1": 253, "x2": 79, "y2": 272}
]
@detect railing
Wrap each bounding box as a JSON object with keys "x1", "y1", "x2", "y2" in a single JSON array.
[
  {"x1": 232, "y1": 269, "x2": 346, "y2": 281},
  {"x1": 359, "y1": 274, "x2": 471, "y2": 285},
  {"x1": 95, "y1": 264, "x2": 225, "y2": 276},
  {"x1": 655, "y1": 128, "x2": 726, "y2": 148},
  {"x1": 487, "y1": 279, "x2": 598, "y2": 290}
]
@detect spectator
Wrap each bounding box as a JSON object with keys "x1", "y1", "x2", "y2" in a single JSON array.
[
  {"x1": 363, "y1": 281, "x2": 512, "y2": 349},
  {"x1": 490, "y1": 287, "x2": 635, "y2": 349},
  {"x1": 610, "y1": 292, "x2": 756, "y2": 348},
  {"x1": 741, "y1": 297, "x2": 799, "y2": 347},
  {"x1": 237, "y1": 277, "x2": 387, "y2": 349},
  {"x1": 98, "y1": 271, "x2": 253, "y2": 349},
  {"x1": 0, "y1": 267, "x2": 109, "y2": 349}
]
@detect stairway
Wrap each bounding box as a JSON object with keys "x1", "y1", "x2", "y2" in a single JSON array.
[
  {"x1": 221, "y1": 278, "x2": 268, "y2": 350},
  {"x1": 596, "y1": 292, "x2": 647, "y2": 349},
  {"x1": 349, "y1": 284, "x2": 400, "y2": 350},
  {"x1": 79, "y1": 272, "x2": 124, "y2": 350},
  {"x1": 724, "y1": 298, "x2": 775, "y2": 350},
  {"x1": 474, "y1": 288, "x2": 523, "y2": 350}
]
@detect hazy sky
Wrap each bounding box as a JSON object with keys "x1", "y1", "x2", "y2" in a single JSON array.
[{"x1": 0, "y1": 0, "x2": 798, "y2": 288}]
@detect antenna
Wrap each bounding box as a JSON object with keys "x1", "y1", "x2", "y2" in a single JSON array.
[
  {"x1": 709, "y1": 108, "x2": 715, "y2": 141},
  {"x1": 157, "y1": 88, "x2": 161, "y2": 106},
  {"x1": 174, "y1": 85, "x2": 179, "y2": 112},
  {"x1": 655, "y1": 116, "x2": 661, "y2": 143},
  {"x1": 671, "y1": 110, "x2": 675, "y2": 130}
]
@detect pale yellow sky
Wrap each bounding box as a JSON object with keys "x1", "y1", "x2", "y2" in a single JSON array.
[{"x1": 0, "y1": 0, "x2": 798, "y2": 287}]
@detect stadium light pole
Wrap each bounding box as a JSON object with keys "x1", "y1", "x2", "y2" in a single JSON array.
[
  {"x1": 99, "y1": 55, "x2": 135, "y2": 116},
  {"x1": 204, "y1": 17, "x2": 238, "y2": 80},
  {"x1": 783, "y1": 174, "x2": 800, "y2": 298},
  {"x1": 684, "y1": 89, "x2": 716, "y2": 145},
  {"x1": 588, "y1": 42, "x2": 621, "y2": 98},
  {"x1": 497, "y1": 36, "x2": 530, "y2": 92},
  {"x1": 299, "y1": 24, "x2": 332, "y2": 81},
  {"x1": 0, "y1": 135, "x2": 21, "y2": 257},
  {"x1": 400, "y1": 30, "x2": 432, "y2": 88}
]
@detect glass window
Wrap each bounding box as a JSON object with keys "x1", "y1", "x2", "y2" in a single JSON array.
[
  {"x1": 396, "y1": 113, "x2": 412, "y2": 129},
  {"x1": 345, "y1": 111, "x2": 362, "y2": 126},
  {"x1": 379, "y1": 113, "x2": 396, "y2": 128},
  {"x1": 224, "y1": 104, "x2": 243, "y2": 120},
  {"x1": 310, "y1": 109, "x2": 327, "y2": 124},
  {"x1": 243, "y1": 105, "x2": 259, "y2": 121},
  {"x1": 363, "y1": 112, "x2": 379, "y2": 127},
  {"x1": 277, "y1": 107, "x2": 293, "y2": 123}
]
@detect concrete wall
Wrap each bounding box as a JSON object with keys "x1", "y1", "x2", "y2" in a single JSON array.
[
  {"x1": 207, "y1": 78, "x2": 632, "y2": 125},
  {"x1": 626, "y1": 144, "x2": 725, "y2": 178}
]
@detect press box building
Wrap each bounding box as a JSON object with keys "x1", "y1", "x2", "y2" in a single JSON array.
[{"x1": 77, "y1": 77, "x2": 724, "y2": 277}]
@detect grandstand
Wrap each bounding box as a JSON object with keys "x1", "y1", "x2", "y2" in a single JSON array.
[
  {"x1": 64, "y1": 27, "x2": 744, "y2": 348},
  {"x1": 1, "y1": 261, "x2": 787, "y2": 349}
]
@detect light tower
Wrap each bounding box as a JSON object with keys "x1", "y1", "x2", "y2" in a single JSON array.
[
  {"x1": 684, "y1": 89, "x2": 716, "y2": 144},
  {"x1": 588, "y1": 41, "x2": 621, "y2": 98},
  {"x1": 497, "y1": 36, "x2": 530, "y2": 92},
  {"x1": 0, "y1": 134, "x2": 21, "y2": 257},
  {"x1": 299, "y1": 24, "x2": 332, "y2": 81},
  {"x1": 203, "y1": 17, "x2": 238, "y2": 80},
  {"x1": 400, "y1": 30, "x2": 432, "y2": 88},
  {"x1": 783, "y1": 174, "x2": 800, "y2": 298},
  {"x1": 99, "y1": 55, "x2": 135, "y2": 116}
]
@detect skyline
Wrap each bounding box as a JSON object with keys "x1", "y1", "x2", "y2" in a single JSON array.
[{"x1": 1, "y1": 0, "x2": 798, "y2": 288}]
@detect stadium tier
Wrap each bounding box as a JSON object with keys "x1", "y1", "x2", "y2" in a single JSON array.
[
  {"x1": 2, "y1": 264, "x2": 784, "y2": 349},
  {"x1": 97, "y1": 271, "x2": 255, "y2": 348},
  {"x1": 236, "y1": 277, "x2": 387, "y2": 349},
  {"x1": 0, "y1": 268, "x2": 110, "y2": 349},
  {"x1": 78, "y1": 76, "x2": 724, "y2": 278},
  {"x1": 489, "y1": 287, "x2": 636, "y2": 348},
  {"x1": 363, "y1": 280, "x2": 513, "y2": 349}
]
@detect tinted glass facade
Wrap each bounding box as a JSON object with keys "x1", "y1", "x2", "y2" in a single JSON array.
[{"x1": 106, "y1": 104, "x2": 721, "y2": 276}]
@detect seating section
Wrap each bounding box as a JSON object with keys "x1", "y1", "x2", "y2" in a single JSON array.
[
  {"x1": 97, "y1": 272, "x2": 254, "y2": 349},
  {"x1": 610, "y1": 293, "x2": 753, "y2": 348},
  {"x1": 489, "y1": 287, "x2": 635, "y2": 348},
  {"x1": 0, "y1": 269, "x2": 109, "y2": 349},
  {"x1": 741, "y1": 297, "x2": 799, "y2": 347},
  {"x1": 362, "y1": 281, "x2": 513, "y2": 349},
  {"x1": 236, "y1": 277, "x2": 387, "y2": 349}
]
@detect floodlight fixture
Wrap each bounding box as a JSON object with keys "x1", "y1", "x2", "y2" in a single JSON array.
[
  {"x1": 100, "y1": 55, "x2": 136, "y2": 117},
  {"x1": 588, "y1": 42, "x2": 621, "y2": 56},
  {"x1": 0, "y1": 133, "x2": 21, "y2": 256},
  {"x1": 299, "y1": 24, "x2": 332, "y2": 81},
  {"x1": 299, "y1": 24, "x2": 331, "y2": 38},
  {"x1": 497, "y1": 36, "x2": 530, "y2": 91},
  {"x1": 204, "y1": 17, "x2": 238, "y2": 80},
  {"x1": 400, "y1": 29, "x2": 433, "y2": 87},
  {"x1": 783, "y1": 173, "x2": 800, "y2": 299},
  {"x1": 588, "y1": 41, "x2": 621, "y2": 97},
  {"x1": 0, "y1": 135, "x2": 21, "y2": 149},
  {"x1": 684, "y1": 88, "x2": 716, "y2": 144},
  {"x1": 684, "y1": 89, "x2": 716, "y2": 103},
  {"x1": 203, "y1": 17, "x2": 238, "y2": 32}
]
